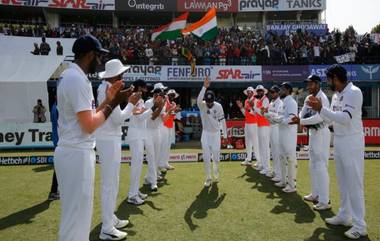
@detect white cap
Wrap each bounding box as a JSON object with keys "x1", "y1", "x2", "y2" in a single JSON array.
[
  {"x1": 243, "y1": 86, "x2": 255, "y2": 96},
  {"x1": 167, "y1": 89, "x2": 179, "y2": 98},
  {"x1": 255, "y1": 85, "x2": 268, "y2": 94},
  {"x1": 151, "y1": 82, "x2": 168, "y2": 93},
  {"x1": 98, "y1": 59, "x2": 130, "y2": 79}
]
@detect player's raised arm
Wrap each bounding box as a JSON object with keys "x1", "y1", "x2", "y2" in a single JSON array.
[{"x1": 197, "y1": 76, "x2": 210, "y2": 109}]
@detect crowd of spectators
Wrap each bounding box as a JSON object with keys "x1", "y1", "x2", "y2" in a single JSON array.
[{"x1": 1, "y1": 23, "x2": 380, "y2": 65}]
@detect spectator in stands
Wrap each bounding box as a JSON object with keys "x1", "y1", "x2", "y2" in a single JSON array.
[
  {"x1": 56, "y1": 41, "x2": 63, "y2": 55},
  {"x1": 31, "y1": 42, "x2": 40, "y2": 55},
  {"x1": 171, "y1": 44, "x2": 179, "y2": 65},
  {"x1": 33, "y1": 99, "x2": 47, "y2": 123},
  {"x1": 313, "y1": 42, "x2": 321, "y2": 64},
  {"x1": 194, "y1": 42, "x2": 203, "y2": 65},
  {"x1": 4, "y1": 23, "x2": 380, "y2": 65},
  {"x1": 145, "y1": 44, "x2": 154, "y2": 64},
  {"x1": 40, "y1": 36, "x2": 51, "y2": 55},
  {"x1": 219, "y1": 41, "x2": 227, "y2": 65}
]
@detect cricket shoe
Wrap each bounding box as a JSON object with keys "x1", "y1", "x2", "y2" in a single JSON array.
[
  {"x1": 240, "y1": 160, "x2": 252, "y2": 166},
  {"x1": 282, "y1": 185, "x2": 297, "y2": 193},
  {"x1": 204, "y1": 179, "x2": 212, "y2": 187},
  {"x1": 114, "y1": 219, "x2": 129, "y2": 229},
  {"x1": 157, "y1": 175, "x2": 164, "y2": 182},
  {"x1": 274, "y1": 182, "x2": 286, "y2": 188},
  {"x1": 265, "y1": 172, "x2": 274, "y2": 178},
  {"x1": 253, "y1": 164, "x2": 263, "y2": 171},
  {"x1": 303, "y1": 194, "x2": 319, "y2": 204},
  {"x1": 165, "y1": 165, "x2": 175, "y2": 170},
  {"x1": 127, "y1": 195, "x2": 145, "y2": 205},
  {"x1": 271, "y1": 176, "x2": 282, "y2": 182},
  {"x1": 259, "y1": 169, "x2": 267, "y2": 175},
  {"x1": 313, "y1": 202, "x2": 332, "y2": 211},
  {"x1": 344, "y1": 227, "x2": 368, "y2": 239},
  {"x1": 99, "y1": 228, "x2": 127, "y2": 240},
  {"x1": 138, "y1": 192, "x2": 148, "y2": 200},
  {"x1": 151, "y1": 184, "x2": 158, "y2": 192},
  {"x1": 325, "y1": 216, "x2": 352, "y2": 227}
]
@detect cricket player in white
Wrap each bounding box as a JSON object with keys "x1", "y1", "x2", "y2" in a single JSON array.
[
  {"x1": 236, "y1": 87, "x2": 261, "y2": 167},
  {"x1": 307, "y1": 65, "x2": 367, "y2": 239},
  {"x1": 144, "y1": 83, "x2": 167, "y2": 191},
  {"x1": 126, "y1": 80, "x2": 163, "y2": 205},
  {"x1": 274, "y1": 82, "x2": 298, "y2": 193},
  {"x1": 264, "y1": 85, "x2": 283, "y2": 182},
  {"x1": 254, "y1": 85, "x2": 271, "y2": 176},
  {"x1": 197, "y1": 77, "x2": 227, "y2": 187},
  {"x1": 159, "y1": 89, "x2": 181, "y2": 173},
  {"x1": 96, "y1": 59, "x2": 141, "y2": 240},
  {"x1": 291, "y1": 75, "x2": 331, "y2": 211},
  {"x1": 54, "y1": 35, "x2": 126, "y2": 241}
]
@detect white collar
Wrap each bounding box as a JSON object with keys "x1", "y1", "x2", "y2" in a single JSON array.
[
  {"x1": 283, "y1": 95, "x2": 292, "y2": 101},
  {"x1": 315, "y1": 89, "x2": 323, "y2": 98},
  {"x1": 340, "y1": 82, "x2": 352, "y2": 94}
]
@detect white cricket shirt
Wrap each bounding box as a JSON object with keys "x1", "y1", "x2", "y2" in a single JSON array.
[
  {"x1": 300, "y1": 89, "x2": 330, "y2": 127},
  {"x1": 197, "y1": 87, "x2": 227, "y2": 138},
  {"x1": 95, "y1": 81, "x2": 134, "y2": 138},
  {"x1": 320, "y1": 82, "x2": 363, "y2": 136},
  {"x1": 57, "y1": 63, "x2": 95, "y2": 149}
]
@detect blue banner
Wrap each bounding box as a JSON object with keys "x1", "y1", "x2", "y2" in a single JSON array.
[
  {"x1": 352, "y1": 65, "x2": 380, "y2": 81},
  {"x1": 266, "y1": 24, "x2": 328, "y2": 36},
  {"x1": 309, "y1": 65, "x2": 380, "y2": 81}
]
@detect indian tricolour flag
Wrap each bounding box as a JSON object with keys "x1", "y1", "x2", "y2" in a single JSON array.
[
  {"x1": 181, "y1": 8, "x2": 217, "y2": 41},
  {"x1": 151, "y1": 12, "x2": 189, "y2": 41}
]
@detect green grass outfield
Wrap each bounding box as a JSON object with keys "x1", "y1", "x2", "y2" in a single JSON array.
[
  {"x1": 0, "y1": 156, "x2": 380, "y2": 241},
  {"x1": 1, "y1": 145, "x2": 380, "y2": 157}
]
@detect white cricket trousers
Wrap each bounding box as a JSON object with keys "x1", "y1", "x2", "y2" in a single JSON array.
[
  {"x1": 201, "y1": 131, "x2": 221, "y2": 180},
  {"x1": 258, "y1": 126, "x2": 271, "y2": 172},
  {"x1": 270, "y1": 124, "x2": 281, "y2": 178},
  {"x1": 244, "y1": 123, "x2": 260, "y2": 163},
  {"x1": 308, "y1": 127, "x2": 330, "y2": 204},
  {"x1": 279, "y1": 126, "x2": 298, "y2": 188},
  {"x1": 54, "y1": 146, "x2": 95, "y2": 241},
  {"x1": 96, "y1": 138, "x2": 122, "y2": 233},
  {"x1": 128, "y1": 139, "x2": 145, "y2": 198},
  {"x1": 334, "y1": 133, "x2": 366, "y2": 231},
  {"x1": 159, "y1": 126, "x2": 172, "y2": 168},
  {"x1": 144, "y1": 128, "x2": 160, "y2": 185}
]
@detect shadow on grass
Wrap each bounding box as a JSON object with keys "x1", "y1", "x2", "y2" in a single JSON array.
[
  {"x1": 32, "y1": 165, "x2": 53, "y2": 172},
  {"x1": 242, "y1": 166, "x2": 316, "y2": 224},
  {"x1": 184, "y1": 183, "x2": 226, "y2": 231},
  {"x1": 157, "y1": 178, "x2": 170, "y2": 188},
  {"x1": 0, "y1": 200, "x2": 51, "y2": 230}
]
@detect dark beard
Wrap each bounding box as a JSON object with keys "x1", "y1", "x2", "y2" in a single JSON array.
[
  {"x1": 88, "y1": 57, "x2": 98, "y2": 74},
  {"x1": 328, "y1": 83, "x2": 336, "y2": 91}
]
